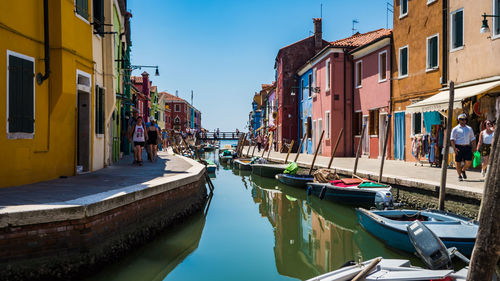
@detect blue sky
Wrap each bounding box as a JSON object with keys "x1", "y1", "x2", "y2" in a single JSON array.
[{"x1": 129, "y1": 0, "x2": 392, "y2": 131}]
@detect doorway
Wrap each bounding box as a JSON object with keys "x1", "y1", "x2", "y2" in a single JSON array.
[
  {"x1": 77, "y1": 90, "x2": 90, "y2": 173},
  {"x1": 379, "y1": 113, "x2": 388, "y2": 158},
  {"x1": 362, "y1": 115, "x2": 369, "y2": 156},
  {"x1": 394, "y1": 112, "x2": 405, "y2": 160}
]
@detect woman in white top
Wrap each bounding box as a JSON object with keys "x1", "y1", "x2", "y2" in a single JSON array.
[
  {"x1": 130, "y1": 116, "x2": 148, "y2": 166},
  {"x1": 476, "y1": 120, "x2": 495, "y2": 176}
]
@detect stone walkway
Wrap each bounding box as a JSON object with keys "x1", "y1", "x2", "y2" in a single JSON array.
[
  {"x1": 243, "y1": 147, "x2": 485, "y2": 199},
  {"x1": 0, "y1": 150, "x2": 192, "y2": 207}
]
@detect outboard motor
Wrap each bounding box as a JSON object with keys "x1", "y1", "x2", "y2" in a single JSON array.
[
  {"x1": 374, "y1": 190, "x2": 393, "y2": 209},
  {"x1": 407, "y1": 220, "x2": 452, "y2": 270}
]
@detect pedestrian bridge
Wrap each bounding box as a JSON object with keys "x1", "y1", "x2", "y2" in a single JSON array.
[{"x1": 203, "y1": 132, "x2": 243, "y2": 140}]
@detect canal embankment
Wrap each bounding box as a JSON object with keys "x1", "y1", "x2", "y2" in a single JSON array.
[
  {"x1": 243, "y1": 147, "x2": 483, "y2": 217},
  {"x1": 0, "y1": 151, "x2": 207, "y2": 280}
]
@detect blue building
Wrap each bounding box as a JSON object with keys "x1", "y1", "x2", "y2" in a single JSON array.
[
  {"x1": 298, "y1": 69, "x2": 313, "y2": 154},
  {"x1": 251, "y1": 101, "x2": 262, "y2": 137}
]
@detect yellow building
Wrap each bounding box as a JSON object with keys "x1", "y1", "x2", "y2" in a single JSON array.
[{"x1": 0, "y1": 0, "x2": 96, "y2": 187}]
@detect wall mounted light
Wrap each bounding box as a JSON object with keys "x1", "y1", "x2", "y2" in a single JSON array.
[{"x1": 480, "y1": 13, "x2": 500, "y2": 34}]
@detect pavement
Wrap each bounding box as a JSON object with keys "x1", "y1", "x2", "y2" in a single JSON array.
[
  {"x1": 243, "y1": 147, "x2": 485, "y2": 199},
  {"x1": 0, "y1": 150, "x2": 193, "y2": 207}
]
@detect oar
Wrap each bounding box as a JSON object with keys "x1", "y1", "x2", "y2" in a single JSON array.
[{"x1": 351, "y1": 257, "x2": 382, "y2": 281}]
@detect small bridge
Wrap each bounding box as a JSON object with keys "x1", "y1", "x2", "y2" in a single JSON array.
[{"x1": 203, "y1": 132, "x2": 243, "y2": 140}]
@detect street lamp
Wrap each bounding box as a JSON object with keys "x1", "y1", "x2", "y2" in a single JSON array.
[
  {"x1": 130, "y1": 65, "x2": 160, "y2": 76},
  {"x1": 480, "y1": 13, "x2": 500, "y2": 34}
]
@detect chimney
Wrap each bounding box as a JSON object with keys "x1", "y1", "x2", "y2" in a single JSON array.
[
  {"x1": 313, "y1": 18, "x2": 322, "y2": 53},
  {"x1": 141, "y1": 71, "x2": 150, "y2": 96}
]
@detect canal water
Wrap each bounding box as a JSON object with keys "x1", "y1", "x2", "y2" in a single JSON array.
[{"x1": 84, "y1": 142, "x2": 422, "y2": 281}]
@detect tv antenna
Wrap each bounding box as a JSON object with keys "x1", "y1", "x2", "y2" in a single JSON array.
[
  {"x1": 386, "y1": 2, "x2": 394, "y2": 29},
  {"x1": 352, "y1": 19, "x2": 359, "y2": 35},
  {"x1": 175, "y1": 90, "x2": 178, "y2": 97}
]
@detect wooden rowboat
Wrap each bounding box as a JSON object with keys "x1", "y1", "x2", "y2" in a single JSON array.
[
  {"x1": 276, "y1": 173, "x2": 314, "y2": 188},
  {"x1": 250, "y1": 163, "x2": 288, "y2": 178}
]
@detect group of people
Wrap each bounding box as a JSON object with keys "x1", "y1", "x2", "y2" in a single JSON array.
[
  {"x1": 254, "y1": 132, "x2": 269, "y2": 152},
  {"x1": 450, "y1": 113, "x2": 495, "y2": 181},
  {"x1": 127, "y1": 109, "x2": 165, "y2": 166}
]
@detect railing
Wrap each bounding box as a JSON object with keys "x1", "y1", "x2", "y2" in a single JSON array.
[{"x1": 203, "y1": 132, "x2": 243, "y2": 140}]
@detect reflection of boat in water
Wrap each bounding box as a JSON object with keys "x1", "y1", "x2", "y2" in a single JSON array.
[{"x1": 250, "y1": 177, "x2": 367, "y2": 280}]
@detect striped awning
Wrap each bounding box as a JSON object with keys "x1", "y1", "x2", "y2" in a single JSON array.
[{"x1": 406, "y1": 80, "x2": 500, "y2": 114}]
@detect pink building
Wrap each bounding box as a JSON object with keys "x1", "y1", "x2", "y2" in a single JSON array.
[
  {"x1": 297, "y1": 29, "x2": 391, "y2": 157},
  {"x1": 351, "y1": 30, "x2": 392, "y2": 159}
]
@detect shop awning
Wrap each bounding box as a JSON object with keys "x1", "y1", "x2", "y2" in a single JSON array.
[{"x1": 406, "y1": 80, "x2": 500, "y2": 114}]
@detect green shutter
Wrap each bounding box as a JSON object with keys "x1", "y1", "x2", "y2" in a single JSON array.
[
  {"x1": 454, "y1": 11, "x2": 463, "y2": 48},
  {"x1": 8, "y1": 55, "x2": 34, "y2": 134},
  {"x1": 430, "y1": 37, "x2": 438, "y2": 68},
  {"x1": 76, "y1": 0, "x2": 89, "y2": 20},
  {"x1": 401, "y1": 48, "x2": 408, "y2": 75},
  {"x1": 95, "y1": 86, "x2": 105, "y2": 134},
  {"x1": 93, "y1": 0, "x2": 105, "y2": 34}
]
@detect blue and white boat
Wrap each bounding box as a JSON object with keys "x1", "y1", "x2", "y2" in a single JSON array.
[{"x1": 356, "y1": 208, "x2": 478, "y2": 256}]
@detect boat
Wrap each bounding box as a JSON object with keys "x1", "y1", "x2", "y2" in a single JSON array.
[
  {"x1": 219, "y1": 149, "x2": 234, "y2": 164},
  {"x1": 203, "y1": 143, "x2": 215, "y2": 151},
  {"x1": 306, "y1": 257, "x2": 468, "y2": 281},
  {"x1": 205, "y1": 159, "x2": 216, "y2": 173},
  {"x1": 276, "y1": 173, "x2": 313, "y2": 188},
  {"x1": 233, "y1": 159, "x2": 252, "y2": 170},
  {"x1": 251, "y1": 163, "x2": 288, "y2": 178},
  {"x1": 356, "y1": 208, "x2": 478, "y2": 256},
  {"x1": 307, "y1": 178, "x2": 393, "y2": 208}
]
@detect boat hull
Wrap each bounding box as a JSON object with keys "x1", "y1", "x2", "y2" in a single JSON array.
[
  {"x1": 234, "y1": 159, "x2": 252, "y2": 170},
  {"x1": 251, "y1": 164, "x2": 288, "y2": 178},
  {"x1": 206, "y1": 165, "x2": 216, "y2": 173},
  {"x1": 308, "y1": 183, "x2": 393, "y2": 208},
  {"x1": 276, "y1": 174, "x2": 313, "y2": 188},
  {"x1": 356, "y1": 208, "x2": 477, "y2": 256}
]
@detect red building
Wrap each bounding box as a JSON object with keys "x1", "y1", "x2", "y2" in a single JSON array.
[
  {"x1": 131, "y1": 72, "x2": 151, "y2": 122},
  {"x1": 275, "y1": 18, "x2": 328, "y2": 151},
  {"x1": 161, "y1": 92, "x2": 190, "y2": 133}
]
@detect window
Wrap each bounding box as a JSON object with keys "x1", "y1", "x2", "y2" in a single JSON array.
[
  {"x1": 318, "y1": 119, "x2": 323, "y2": 153},
  {"x1": 325, "y1": 59, "x2": 331, "y2": 91},
  {"x1": 301, "y1": 79, "x2": 305, "y2": 100},
  {"x1": 174, "y1": 104, "x2": 181, "y2": 112},
  {"x1": 355, "y1": 61, "x2": 362, "y2": 88},
  {"x1": 95, "y1": 86, "x2": 104, "y2": 134},
  {"x1": 306, "y1": 116, "x2": 312, "y2": 138},
  {"x1": 7, "y1": 51, "x2": 35, "y2": 137},
  {"x1": 427, "y1": 0, "x2": 437, "y2": 4},
  {"x1": 494, "y1": 0, "x2": 500, "y2": 36},
  {"x1": 400, "y1": 0, "x2": 408, "y2": 18},
  {"x1": 379, "y1": 51, "x2": 387, "y2": 82},
  {"x1": 369, "y1": 109, "x2": 379, "y2": 136},
  {"x1": 353, "y1": 112, "x2": 362, "y2": 135},
  {"x1": 308, "y1": 73, "x2": 312, "y2": 97},
  {"x1": 412, "y1": 112, "x2": 422, "y2": 135},
  {"x1": 426, "y1": 34, "x2": 439, "y2": 70},
  {"x1": 75, "y1": 0, "x2": 89, "y2": 20},
  {"x1": 451, "y1": 9, "x2": 464, "y2": 51},
  {"x1": 399, "y1": 46, "x2": 409, "y2": 78},
  {"x1": 325, "y1": 111, "x2": 330, "y2": 139},
  {"x1": 92, "y1": 0, "x2": 104, "y2": 34}
]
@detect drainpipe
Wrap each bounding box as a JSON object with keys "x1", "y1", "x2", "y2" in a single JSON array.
[
  {"x1": 442, "y1": 0, "x2": 448, "y2": 86},
  {"x1": 34, "y1": 0, "x2": 50, "y2": 153},
  {"x1": 343, "y1": 48, "x2": 347, "y2": 156},
  {"x1": 389, "y1": 36, "x2": 394, "y2": 159},
  {"x1": 37, "y1": 0, "x2": 50, "y2": 85}
]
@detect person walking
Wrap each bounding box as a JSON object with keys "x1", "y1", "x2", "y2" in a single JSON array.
[
  {"x1": 450, "y1": 113, "x2": 476, "y2": 181},
  {"x1": 147, "y1": 120, "x2": 161, "y2": 162},
  {"x1": 127, "y1": 109, "x2": 140, "y2": 164},
  {"x1": 476, "y1": 120, "x2": 495, "y2": 177},
  {"x1": 130, "y1": 116, "x2": 147, "y2": 166},
  {"x1": 256, "y1": 133, "x2": 263, "y2": 152},
  {"x1": 162, "y1": 129, "x2": 168, "y2": 151}
]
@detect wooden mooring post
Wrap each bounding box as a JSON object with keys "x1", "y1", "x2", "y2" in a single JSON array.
[
  {"x1": 378, "y1": 114, "x2": 392, "y2": 183},
  {"x1": 266, "y1": 132, "x2": 274, "y2": 160},
  {"x1": 309, "y1": 130, "x2": 325, "y2": 175},
  {"x1": 284, "y1": 140, "x2": 295, "y2": 163},
  {"x1": 294, "y1": 134, "x2": 307, "y2": 163},
  {"x1": 327, "y1": 128, "x2": 344, "y2": 169},
  {"x1": 466, "y1": 95, "x2": 500, "y2": 281},
  {"x1": 439, "y1": 82, "x2": 455, "y2": 210},
  {"x1": 251, "y1": 142, "x2": 257, "y2": 157},
  {"x1": 246, "y1": 136, "x2": 253, "y2": 157},
  {"x1": 353, "y1": 124, "x2": 366, "y2": 177},
  {"x1": 261, "y1": 133, "x2": 269, "y2": 158}
]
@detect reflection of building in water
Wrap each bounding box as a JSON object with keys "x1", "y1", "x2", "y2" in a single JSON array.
[{"x1": 253, "y1": 185, "x2": 360, "y2": 280}]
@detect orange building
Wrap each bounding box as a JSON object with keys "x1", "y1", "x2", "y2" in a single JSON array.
[{"x1": 391, "y1": 0, "x2": 446, "y2": 161}]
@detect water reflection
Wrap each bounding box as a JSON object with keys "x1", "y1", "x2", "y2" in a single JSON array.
[{"x1": 249, "y1": 174, "x2": 412, "y2": 280}]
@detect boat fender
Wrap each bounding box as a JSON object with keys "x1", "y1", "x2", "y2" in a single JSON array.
[
  {"x1": 319, "y1": 186, "x2": 327, "y2": 200},
  {"x1": 307, "y1": 186, "x2": 312, "y2": 196}
]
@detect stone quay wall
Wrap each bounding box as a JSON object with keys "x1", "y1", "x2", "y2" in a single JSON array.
[{"x1": 0, "y1": 160, "x2": 207, "y2": 280}]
